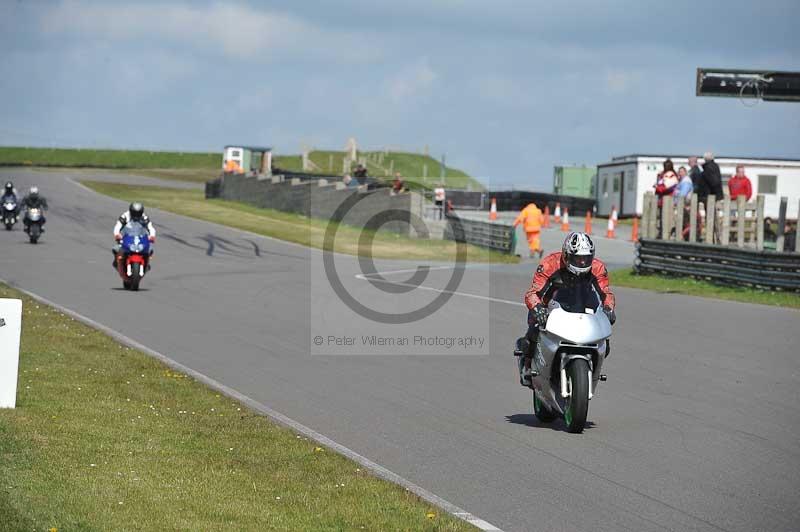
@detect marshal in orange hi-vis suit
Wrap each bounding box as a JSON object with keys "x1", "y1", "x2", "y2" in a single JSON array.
[{"x1": 513, "y1": 203, "x2": 544, "y2": 255}]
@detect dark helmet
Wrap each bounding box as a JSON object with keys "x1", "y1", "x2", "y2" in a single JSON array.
[
  {"x1": 4, "y1": 182, "x2": 13, "y2": 193},
  {"x1": 562, "y1": 231, "x2": 595, "y2": 275},
  {"x1": 29, "y1": 186, "x2": 39, "y2": 199},
  {"x1": 129, "y1": 202, "x2": 144, "y2": 221}
]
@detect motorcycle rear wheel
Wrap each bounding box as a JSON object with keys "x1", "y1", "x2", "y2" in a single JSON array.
[
  {"x1": 533, "y1": 390, "x2": 557, "y2": 423},
  {"x1": 564, "y1": 359, "x2": 589, "y2": 433},
  {"x1": 5, "y1": 223, "x2": 12, "y2": 231}
]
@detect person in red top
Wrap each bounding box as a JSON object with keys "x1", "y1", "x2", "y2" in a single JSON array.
[
  {"x1": 728, "y1": 165, "x2": 752, "y2": 201},
  {"x1": 514, "y1": 232, "x2": 616, "y2": 386}
]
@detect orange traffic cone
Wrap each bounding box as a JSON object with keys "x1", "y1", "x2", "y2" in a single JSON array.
[
  {"x1": 543, "y1": 205, "x2": 550, "y2": 228},
  {"x1": 606, "y1": 206, "x2": 617, "y2": 238},
  {"x1": 631, "y1": 216, "x2": 639, "y2": 242},
  {"x1": 584, "y1": 210, "x2": 592, "y2": 235},
  {"x1": 606, "y1": 216, "x2": 616, "y2": 238},
  {"x1": 489, "y1": 198, "x2": 497, "y2": 220},
  {"x1": 561, "y1": 208, "x2": 570, "y2": 231},
  {"x1": 554, "y1": 202, "x2": 562, "y2": 223}
]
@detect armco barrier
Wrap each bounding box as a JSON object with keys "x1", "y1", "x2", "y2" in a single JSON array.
[
  {"x1": 205, "y1": 178, "x2": 222, "y2": 199},
  {"x1": 444, "y1": 213, "x2": 514, "y2": 253},
  {"x1": 635, "y1": 238, "x2": 800, "y2": 290}
]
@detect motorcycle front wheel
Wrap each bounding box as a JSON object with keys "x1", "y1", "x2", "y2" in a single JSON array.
[
  {"x1": 564, "y1": 359, "x2": 589, "y2": 433},
  {"x1": 128, "y1": 264, "x2": 142, "y2": 291}
]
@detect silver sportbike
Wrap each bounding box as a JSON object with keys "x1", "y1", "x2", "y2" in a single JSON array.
[{"x1": 527, "y1": 281, "x2": 612, "y2": 433}]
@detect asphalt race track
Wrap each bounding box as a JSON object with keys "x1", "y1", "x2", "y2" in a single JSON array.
[{"x1": 2, "y1": 169, "x2": 799, "y2": 532}]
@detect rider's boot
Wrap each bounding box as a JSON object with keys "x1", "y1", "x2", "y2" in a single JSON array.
[{"x1": 515, "y1": 337, "x2": 538, "y2": 386}]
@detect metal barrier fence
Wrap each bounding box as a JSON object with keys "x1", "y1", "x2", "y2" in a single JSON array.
[
  {"x1": 635, "y1": 238, "x2": 800, "y2": 290},
  {"x1": 205, "y1": 177, "x2": 222, "y2": 198},
  {"x1": 443, "y1": 213, "x2": 514, "y2": 253}
]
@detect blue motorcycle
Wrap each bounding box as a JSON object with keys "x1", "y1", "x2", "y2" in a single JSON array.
[{"x1": 115, "y1": 223, "x2": 152, "y2": 291}]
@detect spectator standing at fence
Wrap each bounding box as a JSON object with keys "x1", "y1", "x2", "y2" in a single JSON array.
[
  {"x1": 674, "y1": 166, "x2": 694, "y2": 240},
  {"x1": 728, "y1": 165, "x2": 752, "y2": 201},
  {"x1": 655, "y1": 159, "x2": 678, "y2": 207},
  {"x1": 688, "y1": 156, "x2": 705, "y2": 195},
  {"x1": 353, "y1": 164, "x2": 368, "y2": 184},
  {"x1": 391, "y1": 172, "x2": 404, "y2": 195},
  {"x1": 675, "y1": 166, "x2": 693, "y2": 203},
  {"x1": 701, "y1": 152, "x2": 724, "y2": 200},
  {"x1": 513, "y1": 202, "x2": 544, "y2": 258}
]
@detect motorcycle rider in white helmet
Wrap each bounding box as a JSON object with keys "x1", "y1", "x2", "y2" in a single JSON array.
[
  {"x1": 21, "y1": 186, "x2": 49, "y2": 233},
  {"x1": 515, "y1": 231, "x2": 617, "y2": 386},
  {"x1": 112, "y1": 202, "x2": 156, "y2": 268}
]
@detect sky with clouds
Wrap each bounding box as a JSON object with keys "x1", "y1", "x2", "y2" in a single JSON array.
[{"x1": 1, "y1": 0, "x2": 798, "y2": 188}]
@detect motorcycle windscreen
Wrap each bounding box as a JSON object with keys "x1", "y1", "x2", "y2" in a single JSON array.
[
  {"x1": 550, "y1": 281, "x2": 602, "y2": 313},
  {"x1": 121, "y1": 222, "x2": 151, "y2": 253},
  {"x1": 546, "y1": 282, "x2": 611, "y2": 344}
]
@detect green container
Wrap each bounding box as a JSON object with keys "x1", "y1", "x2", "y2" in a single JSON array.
[{"x1": 553, "y1": 166, "x2": 596, "y2": 198}]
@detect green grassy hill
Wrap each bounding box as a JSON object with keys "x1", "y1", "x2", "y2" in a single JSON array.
[
  {"x1": 0, "y1": 146, "x2": 220, "y2": 169},
  {"x1": 0, "y1": 146, "x2": 483, "y2": 190},
  {"x1": 305, "y1": 150, "x2": 483, "y2": 190}
]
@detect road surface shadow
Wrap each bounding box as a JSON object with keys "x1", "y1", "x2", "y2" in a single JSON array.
[
  {"x1": 110, "y1": 287, "x2": 150, "y2": 292},
  {"x1": 505, "y1": 414, "x2": 596, "y2": 432}
]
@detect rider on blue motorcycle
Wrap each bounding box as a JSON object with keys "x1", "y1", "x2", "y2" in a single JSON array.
[
  {"x1": 112, "y1": 202, "x2": 156, "y2": 268},
  {"x1": 2, "y1": 182, "x2": 18, "y2": 207},
  {"x1": 515, "y1": 232, "x2": 617, "y2": 386}
]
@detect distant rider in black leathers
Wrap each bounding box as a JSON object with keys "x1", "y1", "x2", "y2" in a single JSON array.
[{"x1": 21, "y1": 186, "x2": 48, "y2": 233}]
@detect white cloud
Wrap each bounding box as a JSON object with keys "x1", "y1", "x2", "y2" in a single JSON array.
[
  {"x1": 388, "y1": 58, "x2": 437, "y2": 102},
  {"x1": 40, "y1": 1, "x2": 378, "y2": 62}
]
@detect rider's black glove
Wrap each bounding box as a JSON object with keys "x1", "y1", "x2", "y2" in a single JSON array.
[
  {"x1": 603, "y1": 305, "x2": 616, "y2": 325},
  {"x1": 533, "y1": 303, "x2": 549, "y2": 329}
]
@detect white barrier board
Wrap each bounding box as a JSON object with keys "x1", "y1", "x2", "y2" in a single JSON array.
[{"x1": 0, "y1": 298, "x2": 22, "y2": 409}]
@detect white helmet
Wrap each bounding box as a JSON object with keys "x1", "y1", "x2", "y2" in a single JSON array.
[{"x1": 562, "y1": 231, "x2": 595, "y2": 275}]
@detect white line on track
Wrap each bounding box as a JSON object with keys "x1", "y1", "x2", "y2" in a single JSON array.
[
  {"x1": 356, "y1": 266, "x2": 526, "y2": 307},
  {"x1": 2, "y1": 278, "x2": 504, "y2": 532}
]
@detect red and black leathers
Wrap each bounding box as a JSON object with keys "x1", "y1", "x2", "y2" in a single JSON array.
[{"x1": 524, "y1": 251, "x2": 616, "y2": 312}]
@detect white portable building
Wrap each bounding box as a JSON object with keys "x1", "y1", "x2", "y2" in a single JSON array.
[{"x1": 595, "y1": 154, "x2": 800, "y2": 219}]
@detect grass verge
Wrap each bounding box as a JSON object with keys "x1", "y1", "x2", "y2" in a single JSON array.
[
  {"x1": 81, "y1": 181, "x2": 517, "y2": 264},
  {"x1": 611, "y1": 268, "x2": 800, "y2": 309},
  {"x1": 112, "y1": 168, "x2": 220, "y2": 184},
  {"x1": 0, "y1": 283, "x2": 474, "y2": 531}
]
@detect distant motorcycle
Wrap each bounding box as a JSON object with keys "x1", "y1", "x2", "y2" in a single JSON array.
[
  {"x1": 115, "y1": 222, "x2": 152, "y2": 291},
  {"x1": 24, "y1": 207, "x2": 44, "y2": 243},
  {"x1": 525, "y1": 281, "x2": 612, "y2": 433},
  {"x1": 2, "y1": 200, "x2": 17, "y2": 230}
]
